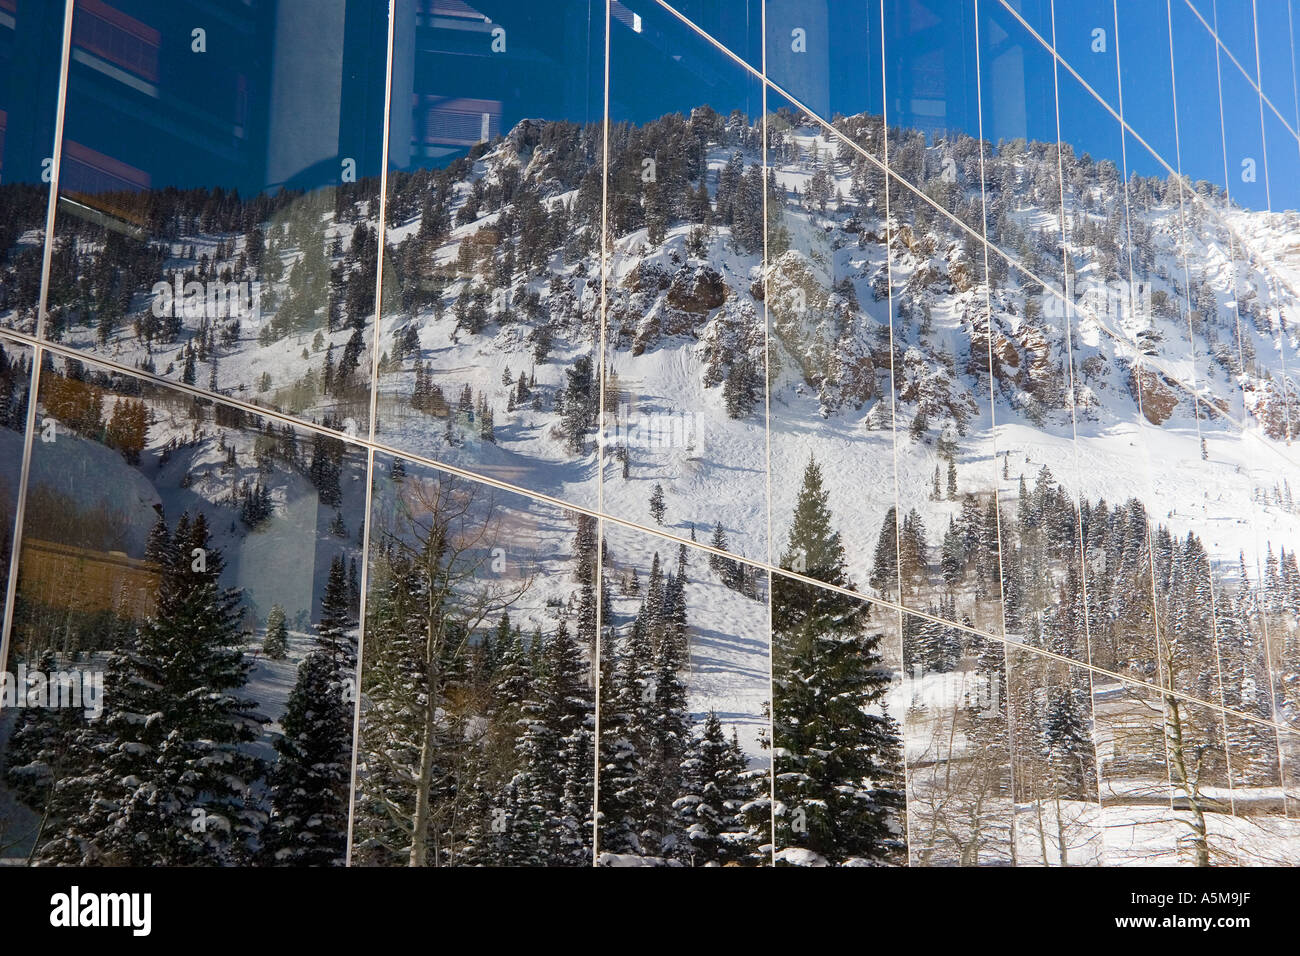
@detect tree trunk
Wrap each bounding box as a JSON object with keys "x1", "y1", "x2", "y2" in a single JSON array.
[
  {"x1": 1165, "y1": 695, "x2": 1210, "y2": 866},
  {"x1": 410, "y1": 597, "x2": 444, "y2": 867},
  {"x1": 1035, "y1": 797, "x2": 1049, "y2": 865},
  {"x1": 409, "y1": 685, "x2": 438, "y2": 866},
  {"x1": 1055, "y1": 797, "x2": 1068, "y2": 867}
]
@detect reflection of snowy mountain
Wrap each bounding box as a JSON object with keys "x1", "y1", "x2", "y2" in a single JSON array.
[
  {"x1": 25, "y1": 110, "x2": 1300, "y2": 588},
  {"x1": 9, "y1": 108, "x2": 1300, "y2": 866}
]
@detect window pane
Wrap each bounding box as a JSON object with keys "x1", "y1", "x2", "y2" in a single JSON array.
[
  {"x1": 660, "y1": 0, "x2": 761, "y2": 71},
  {"x1": 1116, "y1": 0, "x2": 1179, "y2": 174},
  {"x1": 884, "y1": 0, "x2": 983, "y2": 233},
  {"x1": 1008, "y1": 645, "x2": 1105, "y2": 865},
  {"x1": 0, "y1": 0, "x2": 66, "y2": 332},
  {"x1": 601, "y1": 0, "x2": 766, "y2": 563},
  {"x1": 1171, "y1": 0, "x2": 1230, "y2": 196},
  {"x1": 0, "y1": 334, "x2": 31, "y2": 621},
  {"x1": 1212, "y1": 0, "x2": 1260, "y2": 85},
  {"x1": 1254, "y1": 0, "x2": 1299, "y2": 131},
  {"x1": 7, "y1": 355, "x2": 366, "y2": 865},
  {"x1": 375, "y1": 0, "x2": 605, "y2": 514},
  {"x1": 978, "y1": 0, "x2": 1064, "y2": 297},
  {"x1": 1052, "y1": 0, "x2": 1119, "y2": 108},
  {"x1": 598, "y1": 521, "x2": 773, "y2": 865},
  {"x1": 903, "y1": 611, "x2": 1014, "y2": 864},
  {"x1": 1093, "y1": 678, "x2": 1232, "y2": 865},
  {"x1": 353, "y1": 453, "x2": 596, "y2": 866},
  {"x1": 766, "y1": 85, "x2": 898, "y2": 606},
  {"x1": 46, "y1": 0, "x2": 389, "y2": 434},
  {"x1": 1218, "y1": 41, "x2": 1270, "y2": 214},
  {"x1": 766, "y1": 0, "x2": 883, "y2": 136}
]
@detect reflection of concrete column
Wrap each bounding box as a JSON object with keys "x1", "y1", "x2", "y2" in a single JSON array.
[
  {"x1": 987, "y1": 42, "x2": 1027, "y2": 141},
  {"x1": 388, "y1": 0, "x2": 417, "y2": 171},
  {"x1": 766, "y1": 3, "x2": 829, "y2": 118},
  {"x1": 4, "y1": 4, "x2": 66, "y2": 186},
  {"x1": 265, "y1": 0, "x2": 346, "y2": 187},
  {"x1": 237, "y1": 485, "x2": 319, "y2": 627}
]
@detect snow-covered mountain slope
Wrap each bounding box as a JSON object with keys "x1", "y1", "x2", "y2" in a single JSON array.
[
  {"x1": 363, "y1": 114, "x2": 1300, "y2": 600},
  {"x1": 21, "y1": 108, "x2": 1300, "y2": 749}
]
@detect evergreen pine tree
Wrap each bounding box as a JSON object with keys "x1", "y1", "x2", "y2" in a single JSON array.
[
  {"x1": 35, "y1": 513, "x2": 265, "y2": 865},
  {"x1": 940, "y1": 516, "x2": 964, "y2": 588},
  {"x1": 317, "y1": 555, "x2": 353, "y2": 662},
  {"x1": 263, "y1": 603, "x2": 289, "y2": 659},
  {"x1": 261, "y1": 631, "x2": 354, "y2": 865},
  {"x1": 869, "y1": 506, "x2": 899, "y2": 596},
  {"x1": 649, "y1": 483, "x2": 667, "y2": 525},
  {"x1": 508, "y1": 621, "x2": 595, "y2": 866},
  {"x1": 674, "y1": 710, "x2": 762, "y2": 865},
  {"x1": 772, "y1": 457, "x2": 906, "y2": 865}
]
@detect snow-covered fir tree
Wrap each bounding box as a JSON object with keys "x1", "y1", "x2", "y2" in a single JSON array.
[{"x1": 773, "y1": 457, "x2": 905, "y2": 866}]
